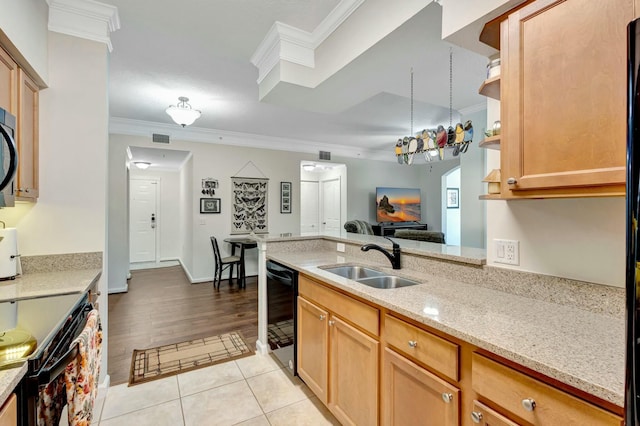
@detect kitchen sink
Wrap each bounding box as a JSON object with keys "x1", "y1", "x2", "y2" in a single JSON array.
[
  {"x1": 321, "y1": 265, "x2": 386, "y2": 280},
  {"x1": 356, "y1": 275, "x2": 420, "y2": 289},
  {"x1": 320, "y1": 265, "x2": 420, "y2": 289}
]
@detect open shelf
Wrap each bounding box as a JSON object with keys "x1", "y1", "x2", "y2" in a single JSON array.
[
  {"x1": 479, "y1": 75, "x2": 500, "y2": 100},
  {"x1": 479, "y1": 135, "x2": 501, "y2": 150},
  {"x1": 479, "y1": 194, "x2": 504, "y2": 200}
]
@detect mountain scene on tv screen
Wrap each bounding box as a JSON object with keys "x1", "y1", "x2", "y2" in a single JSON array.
[{"x1": 376, "y1": 188, "x2": 421, "y2": 222}]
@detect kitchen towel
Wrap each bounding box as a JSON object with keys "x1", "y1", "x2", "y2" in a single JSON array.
[
  {"x1": 0, "y1": 228, "x2": 18, "y2": 279},
  {"x1": 64, "y1": 309, "x2": 102, "y2": 426}
]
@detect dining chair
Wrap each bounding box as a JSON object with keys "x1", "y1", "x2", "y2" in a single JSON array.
[{"x1": 210, "y1": 236, "x2": 241, "y2": 289}]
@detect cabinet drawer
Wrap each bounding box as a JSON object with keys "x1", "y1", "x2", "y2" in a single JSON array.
[
  {"x1": 472, "y1": 353, "x2": 622, "y2": 426},
  {"x1": 0, "y1": 393, "x2": 17, "y2": 426},
  {"x1": 299, "y1": 275, "x2": 379, "y2": 336},
  {"x1": 384, "y1": 314, "x2": 458, "y2": 382},
  {"x1": 471, "y1": 400, "x2": 520, "y2": 426}
]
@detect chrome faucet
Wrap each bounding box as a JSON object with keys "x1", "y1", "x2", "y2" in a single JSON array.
[{"x1": 361, "y1": 237, "x2": 401, "y2": 269}]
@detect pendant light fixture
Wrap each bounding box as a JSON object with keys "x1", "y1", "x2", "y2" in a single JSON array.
[{"x1": 166, "y1": 96, "x2": 201, "y2": 127}]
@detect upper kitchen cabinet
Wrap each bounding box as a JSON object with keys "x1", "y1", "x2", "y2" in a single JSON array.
[
  {"x1": 17, "y1": 69, "x2": 39, "y2": 200},
  {"x1": 0, "y1": 48, "x2": 17, "y2": 115},
  {"x1": 498, "y1": 0, "x2": 632, "y2": 198},
  {"x1": 0, "y1": 44, "x2": 40, "y2": 202}
]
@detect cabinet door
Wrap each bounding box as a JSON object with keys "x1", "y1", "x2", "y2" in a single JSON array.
[
  {"x1": 17, "y1": 68, "x2": 38, "y2": 200},
  {"x1": 502, "y1": 0, "x2": 632, "y2": 197},
  {"x1": 329, "y1": 315, "x2": 379, "y2": 426},
  {"x1": 0, "y1": 48, "x2": 17, "y2": 115},
  {"x1": 297, "y1": 296, "x2": 329, "y2": 404},
  {"x1": 382, "y1": 348, "x2": 459, "y2": 426},
  {"x1": 0, "y1": 393, "x2": 17, "y2": 426}
]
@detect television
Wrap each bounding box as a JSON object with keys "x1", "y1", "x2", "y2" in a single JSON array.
[{"x1": 375, "y1": 187, "x2": 421, "y2": 223}]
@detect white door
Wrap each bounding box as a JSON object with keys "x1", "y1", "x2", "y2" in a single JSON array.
[
  {"x1": 321, "y1": 178, "x2": 341, "y2": 233},
  {"x1": 130, "y1": 178, "x2": 158, "y2": 263},
  {"x1": 300, "y1": 181, "x2": 320, "y2": 233}
]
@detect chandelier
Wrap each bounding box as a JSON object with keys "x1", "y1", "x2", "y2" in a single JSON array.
[
  {"x1": 166, "y1": 96, "x2": 201, "y2": 127},
  {"x1": 395, "y1": 48, "x2": 473, "y2": 165}
]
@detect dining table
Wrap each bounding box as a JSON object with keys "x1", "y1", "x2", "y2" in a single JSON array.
[{"x1": 223, "y1": 237, "x2": 258, "y2": 288}]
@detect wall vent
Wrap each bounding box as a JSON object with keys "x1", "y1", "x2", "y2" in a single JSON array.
[
  {"x1": 152, "y1": 133, "x2": 170, "y2": 144},
  {"x1": 319, "y1": 151, "x2": 331, "y2": 161}
]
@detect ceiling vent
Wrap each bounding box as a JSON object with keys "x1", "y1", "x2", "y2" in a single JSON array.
[
  {"x1": 319, "y1": 151, "x2": 331, "y2": 161},
  {"x1": 152, "y1": 133, "x2": 170, "y2": 144}
]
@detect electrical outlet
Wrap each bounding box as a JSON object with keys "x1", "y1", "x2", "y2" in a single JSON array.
[{"x1": 494, "y1": 239, "x2": 520, "y2": 265}]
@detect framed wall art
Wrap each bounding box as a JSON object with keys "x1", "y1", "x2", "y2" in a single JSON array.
[
  {"x1": 200, "y1": 198, "x2": 221, "y2": 214},
  {"x1": 281, "y1": 181, "x2": 291, "y2": 214},
  {"x1": 446, "y1": 188, "x2": 459, "y2": 209},
  {"x1": 231, "y1": 177, "x2": 269, "y2": 234}
]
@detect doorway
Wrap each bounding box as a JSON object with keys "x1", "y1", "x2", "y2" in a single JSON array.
[
  {"x1": 300, "y1": 161, "x2": 347, "y2": 234},
  {"x1": 129, "y1": 177, "x2": 158, "y2": 263}
]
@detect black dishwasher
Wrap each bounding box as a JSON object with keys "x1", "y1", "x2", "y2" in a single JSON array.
[{"x1": 266, "y1": 260, "x2": 298, "y2": 376}]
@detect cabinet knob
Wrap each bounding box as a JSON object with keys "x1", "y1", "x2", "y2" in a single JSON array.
[
  {"x1": 507, "y1": 177, "x2": 517, "y2": 185},
  {"x1": 441, "y1": 393, "x2": 453, "y2": 403},
  {"x1": 521, "y1": 398, "x2": 536, "y2": 411},
  {"x1": 328, "y1": 320, "x2": 335, "y2": 326},
  {"x1": 408, "y1": 340, "x2": 418, "y2": 348},
  {"x1": 471, "y1": 411, "x2": 483, "y2": 423},
  {"x1": 318, "y1": 314, "x2": 325, "y2": 321}
]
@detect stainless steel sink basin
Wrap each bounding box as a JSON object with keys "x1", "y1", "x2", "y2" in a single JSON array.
[
  {"x1": 320, "y1": 265, "x2": 420, "y2": 289},
  {"x1": 356, "y1": 275, "x2": 420, "y2": 289},
  {"x1": 321, "y1": 265, "x2": 386, "y2": 280}
]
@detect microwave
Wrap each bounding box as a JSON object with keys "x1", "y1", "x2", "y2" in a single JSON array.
[{"x1": 0, "y1": 108, "x2": 17, "y2": 207}]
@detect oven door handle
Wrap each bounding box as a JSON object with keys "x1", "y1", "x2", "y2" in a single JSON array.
[{"x1": 31, "y1": 342, "x2": 78, "y2": 388}]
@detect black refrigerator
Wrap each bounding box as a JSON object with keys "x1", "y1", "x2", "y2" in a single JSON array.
[{"x1": 627, "y1": 17, "x2": 640, "y2": 426}]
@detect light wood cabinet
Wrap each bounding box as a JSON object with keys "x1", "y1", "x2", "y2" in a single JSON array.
[
  {"x1": 297, "y1": 275, "x2": 380, "y2": 424},
  {"x1": 382, "y1": 347, "x2": 459, "y2": 426},
  {"x1": 17, "y1": 68, "x2": 38, "y2": 200},
  {"x1": 499, "y1": 0, "x2": 632, "y2": 198},
  {"x1": 0, "y1": 48, "x2": 17, "y2": 115},
  {"x1": 0, "y1": 393, "x2": 17, "y2": 426},
  {"x1": 0, "y1": 44, "x2": 39, "y2": 202},
  {"x1": 297, "y1": 296, "x2": 329, "y2": 404},
  {"x1": 329, "y1": 314, "x2": 378, "y2": 426},
  {"x1": 472, "y1": 353, "x2": 623, "y2": 426},
  {"x1": 470, "y1": 400, "x2": 520, "y2": 426}
]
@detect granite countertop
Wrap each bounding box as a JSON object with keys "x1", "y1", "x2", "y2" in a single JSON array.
[
  {"x1": 0, "y1": 363, "x2": 27, "y2": 406},
  {"x1": 0, "y1": 268, "x2": 101, "y2": 303},
  {"x1": 267, "y1": 249, "x2": 625, "y2": 408}
]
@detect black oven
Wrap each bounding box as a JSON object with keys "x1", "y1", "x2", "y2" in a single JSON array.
[
  {"x1": 266, "y1": 260, "x2": 298, "y2": 375},
  {"x1": 14, "y1": 293, "x2": 94, "y2": 426}
]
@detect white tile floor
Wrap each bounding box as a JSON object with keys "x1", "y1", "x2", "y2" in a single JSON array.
[{"x1": 89, "y1": 353, "x2": 340, "y2": 426}]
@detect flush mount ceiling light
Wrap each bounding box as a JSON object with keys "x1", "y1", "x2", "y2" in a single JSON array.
[
  {"x1": 166, "y1": 96, "x2": 201, "y2": 127},
  {"x1": 302, "y1": 164, "x2": 315, "y2": 171},
  {"x1": 133, "y1": 161, "x2": 151, "y2": 170}
]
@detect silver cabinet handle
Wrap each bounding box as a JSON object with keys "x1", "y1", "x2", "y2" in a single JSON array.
[
  {"x1": 441, "y1": 393, "x2": 453, "y2": 403},
  {"x1": 507, "y1": 177, "x2": 517, "y2": 185},
  {"x1": 408, "y1": 340, "x2": 418, "y2": 348},
  {"x1": 522, "y1": 398, "x2": 536, "y2": 411},
  {"x1": 328, "y1": 320, "x2": 335, "y2": 326},
  {"x1": 319, "y1": 314, "x2": 325, "y2": 321},
  {"x1": 471, "y1": 411, "x2": 483, "y2": 423}
]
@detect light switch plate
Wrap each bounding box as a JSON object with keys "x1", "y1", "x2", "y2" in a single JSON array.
[{"x1": 336, "y1": 243, "x2": 346, "y2": 253}]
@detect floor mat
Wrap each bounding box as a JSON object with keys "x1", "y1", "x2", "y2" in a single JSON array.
[{"x1": 129, "y1": 331, "x2": 252, "y2": 386}]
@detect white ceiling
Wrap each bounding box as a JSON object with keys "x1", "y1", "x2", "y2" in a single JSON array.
[{"x1": 108, "y1": 0, "x2": 488, "y2": 165}]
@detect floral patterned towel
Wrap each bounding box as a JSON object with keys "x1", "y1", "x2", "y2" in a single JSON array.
[{"x1": 64, "y1": 309, "x2": 103, "y2": 426}]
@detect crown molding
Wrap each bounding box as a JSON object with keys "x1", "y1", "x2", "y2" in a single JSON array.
[
  {"x1": 47, "y1": 0, "x2": 120, "y2": 52},
  {"x1": 109, "y1": 117, "x2": 393, "y2": 162},
  {"x1": 250, "y1": 0, "x2": 364, "y2": 84}
]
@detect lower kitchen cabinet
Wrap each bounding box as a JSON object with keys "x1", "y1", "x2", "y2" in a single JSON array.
[
  {"x1": 0, "y1": 393, "x2": 16, "y2": 426},
  {"x1": 382, "y1": 347, "x2": 459, "y2": 426},
  {"x1": 297, "y1": 275, "x2": 380, "y2": 425},
  {"x1": 329, "y1": 315, "x2": 378, "y2": 426},
  {"x1": 470, "y1": 400, "x2": 520, "y2": 426},
  {"x1": 297, "y1": 296, "x2": 329, "y2": 404},
  {"x1": 472, "y1": 353, "x2": 622, "y2": 426}
]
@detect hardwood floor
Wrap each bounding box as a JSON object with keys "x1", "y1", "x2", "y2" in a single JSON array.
[{"x1": 107, "y1": 265, "x2": 258, "y2": 385}]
